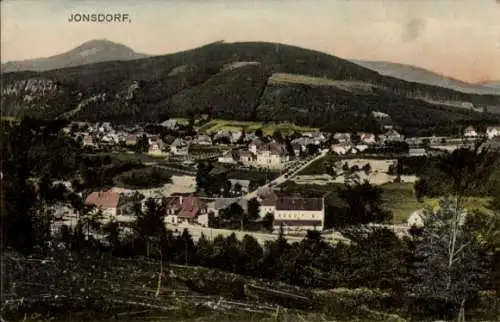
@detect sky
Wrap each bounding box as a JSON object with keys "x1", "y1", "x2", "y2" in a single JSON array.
[{"x1": 1, "y1": 0, "x2": 500, "y2": 83}]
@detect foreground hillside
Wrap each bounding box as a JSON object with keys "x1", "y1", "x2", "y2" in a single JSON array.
[
  {"x1": 2, "y1": 250, "x2": 498, "y2": 322},
  {"x1": 2, "y1": 41, "x2": 500, "y2": 135}
]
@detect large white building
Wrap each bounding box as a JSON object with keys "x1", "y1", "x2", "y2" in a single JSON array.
[
  {"x1": 273, "y1": 197, "x2": 325, "y2": 232},
  {"x1": 259, "y1": 191, "x2": 325, "y2": 232}
]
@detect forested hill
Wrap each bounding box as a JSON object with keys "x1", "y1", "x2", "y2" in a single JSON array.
[{"x1": 2, "y1": 41, "x2": 500, "y2": 135}]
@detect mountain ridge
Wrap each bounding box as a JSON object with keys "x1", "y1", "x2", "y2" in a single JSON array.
[
  {"x1": 350, "y1": 59, "x2": 499, "y2": 95},
  {"x1": 2, "y1": 41, "x2": 499, "y2": 136}
]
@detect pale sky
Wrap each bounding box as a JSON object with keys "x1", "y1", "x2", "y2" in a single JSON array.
[{"x1": 1, "y1": 0, "x2": 500, "y2": 83}]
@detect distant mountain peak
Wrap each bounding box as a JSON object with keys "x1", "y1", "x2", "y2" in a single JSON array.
[
  {"x1": 71, "y1": 39, "x2": 132, "y2": 52},
  {"x1": 1, "y1": 39, "x2": 150, "y2": 73}
]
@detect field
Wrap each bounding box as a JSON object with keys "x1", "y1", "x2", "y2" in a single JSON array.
[
  {"x1": 381, "y1": 183, "x2": 494, "y2": 224},
  {"x1": 199, "y1": 119, "x2": 318, "y2": 136},
  {"x1": 269, "y1": 73, "x2": 376, "y2": 93}
]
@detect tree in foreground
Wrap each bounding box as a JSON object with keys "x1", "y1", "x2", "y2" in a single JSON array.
[{"x1": 408, "y1": 197, "x2": 485, "y2": 321}]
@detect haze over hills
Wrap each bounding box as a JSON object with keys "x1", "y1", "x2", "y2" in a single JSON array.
[
  {"x1": 479, "y1": 81, "x2": 500, "y2": 90},
  {"x1": 0, "y1": 39, "x2": 150, "y2": 73},
  {"x1": 2, "y1": 40, "x2": 500, "y2": 136},
  {"x1": 350, "y1": 60, "x2": 499, "y2": 95}
]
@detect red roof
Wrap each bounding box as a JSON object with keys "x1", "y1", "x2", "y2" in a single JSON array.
[
  {"x1": 177, "y1": 196, "x2": 201, "y2": 219},
  {"x1": 85, "y1": 191, "x2": 120, "y2": 209}
]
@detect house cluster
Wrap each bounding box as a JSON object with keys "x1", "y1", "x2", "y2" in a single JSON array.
[
  {"x1": 463, "y1": 126, "x2": 500, "y2": 140},
  {"x1": 330, "y1": 131, "x2": 380, "y2": 155},
  {"x1": 81, "y1": 187, "x2": 326, "y2": 233},
  {"x1": 75, "y1": 122, "x2": 122, "y2": 147},
  {"x1": 218, "y1": 132, "x2": 329, "y2": 169},
  {"x1": 218, "y1": 139, "x2": 290, "y2": 169}
]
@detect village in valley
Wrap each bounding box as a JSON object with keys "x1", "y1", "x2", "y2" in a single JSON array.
[
  {"x1": 54, "y1": 114, "x2": 500, "y2": 244},
  {"x1": 2, "y1": 1, "x2": 500, "y2": 319}
]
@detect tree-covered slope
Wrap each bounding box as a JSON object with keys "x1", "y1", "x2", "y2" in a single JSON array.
[{"x1": 2, "y1": 41, "x2": 500, "y2": 134}]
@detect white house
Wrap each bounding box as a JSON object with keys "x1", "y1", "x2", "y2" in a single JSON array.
[
  {"x1": 331, "y1": 143, "x2": 352, "y2": 155},
  {"x1": 170, "y1": 138, "x2": 189, "y2": 156},
  {"x1": 486, "y1": 126, "x2": 500, "y2": 139},
  {"x1": 148, "y1": 141, "x2": 166, "y2": 156},
  {"x1": 333, "y1": 133, "x2": 351, "y2": 144},
  {"x1": 379, "y1": 129, "x2": 404, "y2": 143},
  {"x1": 354, "y1": 144, "x2": 369, "y2": 152},
  {"x1": 82, "y1": 134, "x2": 95, "y2": 147},
  {"x1": 463, "y1": 126, "x2": 478, "y2": 138},
  {"x1": 359, "y1": 133, "x2": 376, "y2": 144},
  {"x1": 230, "y1": 131, "x2": 243, "y2": 143},
  {"x1": 248, "y1": 139, "x2": 264, "y2": 154},
  {"x1": 258, "y1": 191, "x2": 277, "y2": 219},
  {"x1": 407, "y1": 209, "x2": 426, "y2": 228},
  {"x1": 218, "y1": 151, "x2": 237, "y2": 164}
]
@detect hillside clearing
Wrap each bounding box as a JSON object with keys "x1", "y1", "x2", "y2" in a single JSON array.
[
  {"x1": 269, "y1": 73, "x2": 378, "y2": 93},
  {"x1": 200, "y1": 119, "x2": 318, "y2": 135}
]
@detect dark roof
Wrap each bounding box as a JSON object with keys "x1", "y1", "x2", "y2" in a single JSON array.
[
  {"x1": 274, "y1": 220, "x2": 323, "y2": 227},
  {"x1": 275, "y1": 197, "x2": 323, "y2": 211},
  {"x1": 260, "y1": 191, "x2": 277, "y2": 206},
  {"x1": 165, "y1": 196, "x2": 181, "y2": 212}
]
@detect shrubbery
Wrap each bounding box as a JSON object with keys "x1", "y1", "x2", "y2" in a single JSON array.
[{"x1": 115, "y1": 167, "x2": 173, "y2": 189}]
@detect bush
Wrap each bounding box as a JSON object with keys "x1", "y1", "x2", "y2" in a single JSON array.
[{"x1": 115, "y1": 167, "x2": 173, "y2": 189}]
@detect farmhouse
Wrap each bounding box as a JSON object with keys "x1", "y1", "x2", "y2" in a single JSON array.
[
  {"x1": 258, "y1": 190, "x2": 278, "y2": 218},
  {"x1": 164, "y1": 195, "x2": 208, "y2": 226},
  {"x1": 170, "y1": 138, "x2": 189, "y2": 156},
  {"x1": 218, "y1": 150, "x2": 237, "y2": 164},
  {"x1": 379, "y1": 129, "x2": 404, "y2": 143},
  {"x1": 85, "y1": 191, "x2": 122, "y2": 218},
  {"x1": 463, "y1": 126, "x2": 478, "y2": 138}
]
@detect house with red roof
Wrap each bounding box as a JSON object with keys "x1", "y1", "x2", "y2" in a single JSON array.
[
  {"x1": 164, "y1": 195, "x2": 208, "y2": 225},
  {"x1": 85, "y1": 191, "x2": 122, "y2": 218}
]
